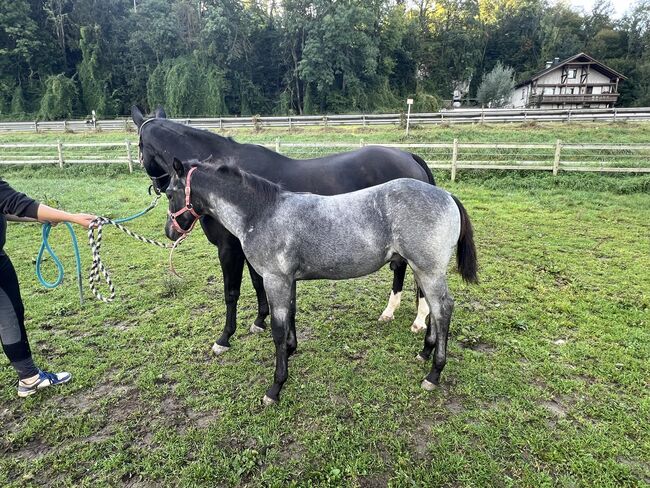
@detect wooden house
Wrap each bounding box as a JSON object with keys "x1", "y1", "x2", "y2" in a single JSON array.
[{"x1": 510, "y1": 53, "x2": 626, "y2": 109}]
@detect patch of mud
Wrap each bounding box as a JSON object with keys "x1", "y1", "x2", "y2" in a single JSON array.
[
  {"x1": 358, "y1": 473, "x2": 390, "y2": 487},
  {"x1": 445, "y1": 397, "x2": 464, "y2": 414},
  {"x1": 296, "y1": 327, "x2": 314, "y2": 342},
  {"x1": 276, "y1": 436, "x2": 306, "y2": 463},
  {"x1": 540, "y1": 399, "x2": 568, "y2": 419}
]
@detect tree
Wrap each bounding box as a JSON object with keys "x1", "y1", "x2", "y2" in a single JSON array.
[
  {"x1": 78, "y1": 24, "x2": 116, "y2": 116},
  {"x1": 476, "y1": 62, "x2": 514, "y2": 107},
  {"x1": 38, "y1": 73, "x2": 77, "y2": 119}
]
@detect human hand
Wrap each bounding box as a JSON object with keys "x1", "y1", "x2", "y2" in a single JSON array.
[{"x1": 70, "y1": 213, "x2": 99, "y2": 229}]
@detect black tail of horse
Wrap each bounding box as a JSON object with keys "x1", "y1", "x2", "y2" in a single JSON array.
[
  {"x1": 451, "y1": 195, "x2": 478, "y2": 284},
  {"x1": 411, "y1": 153, "x2": 436, "y2": 186}
]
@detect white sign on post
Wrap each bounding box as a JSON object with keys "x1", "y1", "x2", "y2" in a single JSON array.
[{"x1": 406, "y1": 99, "x2": 413, "y2": 136}]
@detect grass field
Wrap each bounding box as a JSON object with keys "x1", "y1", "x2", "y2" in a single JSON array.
[{"x1": 0, "y1": 124, "x2": 649, "y2": 486}]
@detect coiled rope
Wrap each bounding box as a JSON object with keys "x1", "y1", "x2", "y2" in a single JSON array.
[
  {"x1": 87, "y1": 217, "x2": 174, "y2": 302},
  {"x1": 35, "y1": 195, "x2": 163, "y2": 304}
]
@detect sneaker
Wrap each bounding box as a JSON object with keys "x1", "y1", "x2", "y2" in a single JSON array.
[{"x1": 17, "y1": 370, "x2": 72, "y2": 398}]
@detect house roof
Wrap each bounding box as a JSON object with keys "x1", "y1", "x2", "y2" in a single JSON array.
[{"x1": 515, "y1": 52, "x2": 627, "y2": 88}]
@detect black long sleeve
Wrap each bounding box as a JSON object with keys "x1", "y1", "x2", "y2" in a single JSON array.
[{"x1": 0, "y1": 180, "x2": 40, "y2": 255}]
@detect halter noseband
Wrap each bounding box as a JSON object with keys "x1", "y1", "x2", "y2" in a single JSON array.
[{"x1": 168, "y1": 166, "x2": 200, "y2": 235}]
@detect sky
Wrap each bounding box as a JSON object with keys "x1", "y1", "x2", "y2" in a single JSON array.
[{"x1": 564, "y1": 0, "x2": 635, "y2": 19}]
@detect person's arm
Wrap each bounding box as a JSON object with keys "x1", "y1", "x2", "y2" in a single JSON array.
[
  {"x1": 5, "y1": 215, "x2": 39, "y2": 223},
  {"x1": 36, "y1": 204, "x2": 97, "y2": 229},
  {"x1": 0, "y1": 180, "x2": 97, "y2": 229}
]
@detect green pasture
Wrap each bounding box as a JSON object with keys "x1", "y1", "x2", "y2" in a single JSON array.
[
  {"x1": 3, "y1": 121, "x2": 650, "y2": 173},
  {"x1": 0, "y1": 125, "x2": 649, "y2": 486}
]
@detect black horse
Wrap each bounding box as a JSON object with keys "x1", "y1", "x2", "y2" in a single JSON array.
[{"x1": 132, "y1": 106, "x2": 436, "y2": 355}]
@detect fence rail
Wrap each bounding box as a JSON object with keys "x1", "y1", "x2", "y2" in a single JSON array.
[
  {"x1": 3, "y1": 107, "x2": 650, "y2": 133},
  {"x1": 2, "y1": 140, "x2": 649, "y2": 180}
]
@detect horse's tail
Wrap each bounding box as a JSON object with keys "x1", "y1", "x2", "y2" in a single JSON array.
[
  {"x1": 411, "y1": 153, "x2": 436, "y2": 186},
  {"x1": 451, "y1": 195, "x2": 478, "y2": 284}
]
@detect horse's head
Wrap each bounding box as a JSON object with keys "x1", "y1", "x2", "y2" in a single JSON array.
[
  {"x1": 165, "y1": 157, "x2": 201, "y2": 241},
  {"x1": 132, "y1": 105, "x2": 172, "y2": 194}
]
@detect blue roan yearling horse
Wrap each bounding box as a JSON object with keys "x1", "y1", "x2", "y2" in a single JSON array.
[
  {"x1": 165, "y1": 158, "x2": 478, "y2": 404},
  {"x1": 132, "y1": 106, "x2": 438, "y2": 358}
]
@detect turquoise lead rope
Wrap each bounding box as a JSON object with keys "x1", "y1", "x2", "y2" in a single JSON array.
[{"x1": 35, "y1": 195, "x2": 161, "y2": 304}]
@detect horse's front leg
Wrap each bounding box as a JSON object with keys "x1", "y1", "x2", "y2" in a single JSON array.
[
  {"x1": 247, "y1": 261, "x2": 269, "y2": 334},
  {"x1": 211, "y1": 237, "x2": 246, "y2": 355},
  {"x1": 262, "y1": 276, "x2": 295, "y2": 405}
]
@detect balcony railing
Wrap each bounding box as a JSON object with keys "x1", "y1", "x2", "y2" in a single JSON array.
[{"x1": 531, "y1": 93, "x2": 619, "y2": 104}]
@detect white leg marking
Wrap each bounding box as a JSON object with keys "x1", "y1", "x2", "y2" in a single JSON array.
[
  {"x1": 262, "y1": 395, "x2": 277, "y2": 406},
  {"x1": 378, "y1": 291, "x2": 402, "y2": 322},
  {"x1": 411, "y1": 297, "x2": 430, "y2": 333},
  {"x1": 421, "y1": 379, "x2": 437, "y2": 391},
  {"x1": 212, "y1": 343, "x2": 230, "y2": 355}
]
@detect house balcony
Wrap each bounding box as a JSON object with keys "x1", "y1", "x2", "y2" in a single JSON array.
[{"x1": 530, "y1": 93, "x2": 619, "y2": 105}]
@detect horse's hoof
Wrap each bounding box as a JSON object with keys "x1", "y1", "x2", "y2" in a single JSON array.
[
  {"x1": 212, "y1": 343, "x2": 230, "y2": 356},
  {"x1": 378, "y1": 313, "x2": 394, "y2": 322},
  {"x1": 250, "y1": 324, "x2": 265, "y2": 334},
  {"x1": 411, "y1": 322, "x2": 426, "y2": 333},
  {"x1": 262, "y1": 395, "x2": 277, "y2": 406},
  {"x1": 421, "y1": 379, "x2": 437, "y2": 391},
  {"x1": 416, "y1": 353, "x2": 427, "y2": 362}
]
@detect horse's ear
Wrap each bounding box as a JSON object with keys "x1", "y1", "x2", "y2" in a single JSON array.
[
  {"x1": 154, "y1": 106, "x2": 167, "y2": 119},
  {"x1": 173, "y1": 158, "x2": 185, "y2": 177},
  {"x1": 131, "y1": 105, "x2": 144, "y2": 128}
]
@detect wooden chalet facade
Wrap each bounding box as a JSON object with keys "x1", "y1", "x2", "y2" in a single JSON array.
[{"x1": 510, "y1": 53, "x2": 626, "y2": 109}]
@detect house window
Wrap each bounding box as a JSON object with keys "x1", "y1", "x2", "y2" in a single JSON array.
[{"x1": 568, "y1": 68, "x2": 577, "y2": 79}]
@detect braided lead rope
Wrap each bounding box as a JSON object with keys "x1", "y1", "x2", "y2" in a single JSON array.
[{"x1": 87, "y1": 217, "x2": 175, "y2": 302}]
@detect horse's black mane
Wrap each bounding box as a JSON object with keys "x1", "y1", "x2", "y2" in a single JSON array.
[{"x1": 152, "y1": 118, "x2": 236, "y2": 143}]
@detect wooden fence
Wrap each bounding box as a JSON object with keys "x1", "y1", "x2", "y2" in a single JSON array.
[{"x1": 1, "y1": 140, "x2": 649, "y2": 181}]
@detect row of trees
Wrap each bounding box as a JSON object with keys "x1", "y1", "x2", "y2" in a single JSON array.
[{"x1": 2, "y1": 0, "x2": 650, "y2": 119}]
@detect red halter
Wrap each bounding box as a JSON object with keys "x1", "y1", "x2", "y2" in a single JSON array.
[{"x1": 168, "y1": 166, "x2": 200, "y2": 235}]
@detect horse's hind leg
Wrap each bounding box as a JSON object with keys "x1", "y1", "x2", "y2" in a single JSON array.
[
  {"x1": 411, "y1": 287, "x2": 430, "y2": 334},
  {"x1": 378, "y1": 260, "x2": 407, "y2": 322},
  {"x1": 247, "y1": 262, "x2": 269, "y2": 334},
  {"x1": 287, "y1": 281, "x2": 298, "y2": 357},
  {"x1": 414, "y1": 274, "x2": 454, "y2": 390}
]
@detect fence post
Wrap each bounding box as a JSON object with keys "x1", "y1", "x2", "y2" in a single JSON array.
[
  {"x1": 126, "y1": 140, "x2": 134, "y2": 173},
  {"x1": 34, "y1": 121, "x2": 39, "y2": 133},
  {"x1": 451, "y1": 138, "x2": 458, "y2": 182},
  {"x1": 124, "y1": 119, "x2": 129, "y2": 131},
  {"x1": 613, "y1": 108, "x2": 617, "y2": 122},
  {"x1": 288, "y1": 116, "x2": 292, "y2": 130},
  {"x1": 480, "y1": 109, "x2": 485, "y2": 124},
  {"x1": 63, "y1": 120, "x2": 68, "y2": 132},
  {"x1": 362, "y1": 114, "x2": 366, "y2": 127},
  {"x1": 567, "y1": 109, "x2": 572, "y2": 123},
  {"x1": 360, "y1": 139, "x2": 365, "y2": 147},
  {"x1": 275, "y1": 137, "x2": 281, "y2": 154},
  {"x1": 553, "y1": 139, "x2": 562, "y2": 176},
  {"x1": 219, "y1": 118, "x2": 223, "y2": 130},
  {"x1": 57, "y1": 139, "x2": 64, "y2": 168}
]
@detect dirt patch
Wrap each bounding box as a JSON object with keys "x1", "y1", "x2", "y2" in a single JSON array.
[
  {"x1": 445, "y1": 397, "x2": 464, "y2": 414},
  {"x1": 296, "y1": 326, "x2": 314, "y2": 342},
  {"x1": 276, "y1": 436, "x2": 306, "y2": 463},
  {"x1": 358, "y1": 473, "x2": 391, "y2": 487},
  {"x1": 472, "y1": 342, "x2": 496, "y2": 354},
  {"x1": 540, "y1": 399, "x2": 567, "y2": 418}
]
